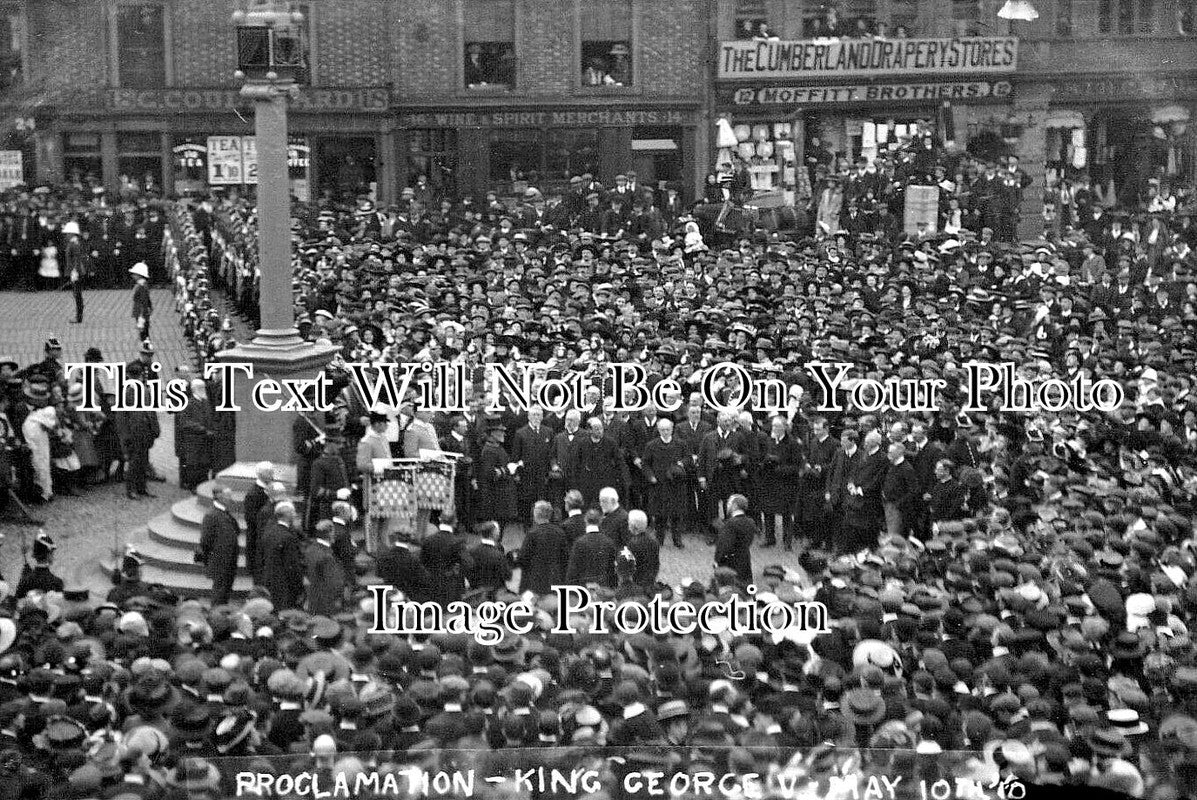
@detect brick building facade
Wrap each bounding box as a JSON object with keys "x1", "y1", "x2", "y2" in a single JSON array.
[{"x1": 0, "y1": 0, "x2": 709, "y2": 205}]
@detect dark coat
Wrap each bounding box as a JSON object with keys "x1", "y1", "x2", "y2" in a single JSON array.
[
  {"x1": 928, "y1": 478, "x2": 968, "y2": 521},
  {"x1": 758, "y1": 434, "x2": 803, "y2": 515},
  {"x1": 698, "y1": 428, "x2": 748, "y2": 497},
  {"x1": 465, "y1": 540, "x2": 512, "y2": 593},
  {"x1": 641, "y1": 436, "x2": 690, "y2": 519},
  {"x1": 562, "y1": 511, "x2": 587, "y2": 546},
  {"x1": 330, "y1": 519, "x2": 358, "y2": 587},
  {"x1": 477, "y1": 441, "x2": 519, "y2": 522},
  {"x1": 566, "y1": 530, "x2": 617, "y2": 587},
  {"x1": 420, "y1": 529, "x2": 466, "y2": 605},
  {"x1": 197, "y1": 505, "x2": 240, "y2": 587},
  {"x1": 258, "y1": 521, "x2": 305, "y2": 610},
  {"x1": 882, "y1": 458, "x2": 920, "y2": 516},
  {"x1": 518, "y1": 522, "x2": 570, "y2": 594},
  {"x1": 600, "y1": 506, "x2": 630, "y2": 550},
  {"x1": 511, "y1": 424, "x2": 554, "y2": 510},
  {"x1": 844, "y1": 448, "x2": 887, "y2": 530},
  {"x1": 625, "y1": 531, "x2": 660, "y2": 589},
  {"x1": 376, "y1": 542, "x2": 432, "y2": 602},
  {"x1": 174, "y1": 397, "x2": 213, "y2": 467},
  {"x1": 305, "y1": 540, "x2": 345, "y2": 616},
  {"x1": 569, "y1": 435, "x2": 627, "y2": 506},
  {"x1": 715, "y1": 514, "x2": 756, "y2": 583}
]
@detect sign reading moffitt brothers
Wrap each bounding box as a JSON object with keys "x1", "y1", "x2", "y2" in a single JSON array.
[
  {"x1": 729, "y1": 80, "x2": 1012, "y2": 106},
  {"x1": 718, "y1": 36, "x2": 1019, "y2": 80}
]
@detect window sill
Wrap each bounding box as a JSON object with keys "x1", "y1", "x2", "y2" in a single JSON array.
[
  {"x1": 462, "y1": 84, "x2": 517, "y2": 94},
  {"x1": 575, "y1": 85, "x2": 641, "y2": 96}
]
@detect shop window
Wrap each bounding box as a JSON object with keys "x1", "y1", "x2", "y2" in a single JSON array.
[
  {"x1": 1117, "y1": 0, "x2": 1154, "y2": 32},
  {"x1": 172, "y1": 136, "x2": 208, "y2": 195},
  {"x1": 1099, "y1": 0, "x2": 1113, "y2": 30},
  {"x1": 489, "y1": 129, "x2": 543, "y2": 185},
  {"x1": 118, "y1": 131, "x2": 162, "y2": 195},
  {"x1": 464, "y1": 0, "x2": 515, "y2": 89},
  {"x1": 64, "y1": 133, "x2": 102, "y2": 188},
  {"x1": 843, "y1": 0, "x2": 877, "y2": 36},
  {"x1": 733, "y1": 0, "x2": 767, "y2": 39},
  {"x1": 116, "y1": 3, "x2": 166, "y2": 87},
  {"x1": 1181, "y1": 0, "x2": 1197, "y2": 33},
  {"x1": 581, "y1": 0, "x2": 632, "y2": 86},
  {"x1": 887, "y1": 0, "x2": 918, "y2": 36},
  {"x1": 951, "y1": 0, "x2": 981, "y2": 36},
  {"x1": 546, "y1": 130, "x2": 599, "y2": 183},
  {"x1": 0, "y1": 3, "x2": 22, "y2": 90},
  {"x1": 1056, "y1": 0, "x2": 1073, "y2": 35},
  {"x1": 407, "y1": 129, "x2": 459, "y2": 196}
]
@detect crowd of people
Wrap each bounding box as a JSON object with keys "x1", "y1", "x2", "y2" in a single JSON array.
[{"x1": 0, "y1": 142, "x2": 1196, "y2": 798}]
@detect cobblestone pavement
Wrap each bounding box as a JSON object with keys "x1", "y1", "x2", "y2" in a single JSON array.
[
  {"x1": 0, "y1": 288, "x2": 189, "y2": 591},
  {"x1": 0, "y1": 288, "x2": 807, "y2": 595}
]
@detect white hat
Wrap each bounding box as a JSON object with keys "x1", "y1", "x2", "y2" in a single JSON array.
[
  {"x1": 129, "y1": 262, "x2": 149, "y2": 279},
  {"x1": 61, "y1": 221, "x2": 80, "y2": 236}
]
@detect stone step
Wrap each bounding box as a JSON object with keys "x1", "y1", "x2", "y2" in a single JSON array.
[
  {"x1": 171, "y1": 497, "x2": 207, "y2": 527},
  {"x1": 135, "y1": 536, "x2": 251, "y2": 576},
  {"x1": 148, "y1": 511, "x2": 205, "y2": 549},
  {"x1": 104, "y1": 532, "x2": 253, "y2": 600}
]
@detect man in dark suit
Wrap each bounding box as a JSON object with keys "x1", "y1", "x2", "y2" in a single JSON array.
[
  {"x1": 305, "y1": 521, "x2": 346, "y2": 617},
  {"x1": 329, "y1": 500, "x2": 358, "y2": 596},
  {"x1": 241, "y1": 461, "x2": 273, "y2": 583},
  {"x1": 566, "y1": 510, "x2": 617, "y2": 587},
  {"x1": 477, "y1": 420, "x2": 519, "y2": 540},
  {"x1": 465, "y1": 522, "x2": 511, "y2": 594},
  {"x1": 129, "y1": 262, "x2": 153, "y2": 341},
  {"x1": 258, "y1": 501, "x2": 305, "y2": 611},
  {"x1": 569, "y1": 417, "x2": 628, "y2": 508},
  {"x1": 548, "y1": 410, "x2": 582, "y2": 509},
  {"x1": 421, "y1": 513, "x2": 467, "y2": 606},
  {"x1": 825, "y1": 429, "x2": 862, "y2": 551},
  {"x1": 375, "y1": 526, "x2": 431, "y2": 602},
  {"x1": 676, "y1": 403, "x2": 711, "y2": 536},
  {"x1": 197, "y1": 486, "x2": 241, "y2": 606},
  {"x1": 517, "y1": 500, "x2": 569, "y2": 594},
  {"x1": 758, "y1": 415, "x2": 803, "y2": 549},
  {"x1": 927, "y1": 458, "x2": 968, "y2": 523},
  {"x1": 561, "y1": 489, "x2": 587, "y2": 546},
  {"x1": 440, "y1": 415, "x2": 475, "y2": 527},
  {"x1": 624, "y1": 509, "x2": 660, "y2": 590},
  {"x1": 881, "y1": 442, "x2": 919, "y2": 539},
  {"x1": 598, "y1": 487, "x2": 630, "y2": 549},
  {"x1": 842, "y1": 431, "x2": 887, "y2": 552},
  {"x1": 800, "y1": 416, "x2": 838, "y2": 549},
  {"x1": 715, "y1": 494, "x2": 756, "y2": 584},
  {"x1": 511, "y1": 406, "x2": 555, "y2": 524},
  {"x1": 698, "y1": 412, "x2": 748, "y2": 539}
]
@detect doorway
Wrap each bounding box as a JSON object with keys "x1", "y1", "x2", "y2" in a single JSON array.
[{"x1": 315, "y1": 136, "x2": 377, "y2": 203}]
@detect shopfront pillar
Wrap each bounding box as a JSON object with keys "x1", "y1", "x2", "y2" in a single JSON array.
[
  {"x1": 100, "y1": 131, "x2": 119, "y2": 195},
  {"x1": 1013, "y1": 83, "x2": 1053, "y2": 239}
]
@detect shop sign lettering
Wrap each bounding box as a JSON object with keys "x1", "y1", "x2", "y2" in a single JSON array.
[
  {"x1": 718, "y1": 37, "x2": 1019, "y2": 80},
  {"x1": 397, "y1": 109, "x2": 690, "y2": 128},
  {"x1": 730, "y1": 80, "x2": 1011, "y2": 105},
  {"x1": 110, "y1": 88, "x2": 390, "y2": 113}
]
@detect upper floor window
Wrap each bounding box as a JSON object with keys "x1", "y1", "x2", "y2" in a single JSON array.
[
  {"x1": 117, "y1": 3, "x2": 166, "y2": 87},
  {"x1": 0, "y1": 3, "x2": 22, "y2": 90},
  {"x1": 1056, "y1": 0, "x2": 1073, "y2": 35},
  {"x1": 842, "y1": 0, "x2": 877, "y2": 36},
  {"x1": 733, "y1": 0, "x2": 768, "y2": 39},
  {"x1": 1181, "y1": 0, "x2": 1196, "y2": 33},
  {"x1": 464, "y1": 0, "x2": 515, "y2": 89},
  {"x1": 581, "y1": 0, "x2": 632, "y2": 86},
  {"x1": 951, "y1": 0, "x2": 982, "y2": 36},
  {"x1": 1103, "y1": 0, "x2": 1154, "y2": 32}
]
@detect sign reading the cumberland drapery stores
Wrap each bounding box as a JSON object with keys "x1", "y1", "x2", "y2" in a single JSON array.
[{"x1": 718, "y1": 37, "x2": 1018, "y2": 80}]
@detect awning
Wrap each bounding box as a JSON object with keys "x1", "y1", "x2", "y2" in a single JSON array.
[
  {"x1": 1044, "y1": 110, "x2": 1085, "y2": 129},
  {"x1": 1151, "y1": 105, "x2": 1190, "y2": 124}
]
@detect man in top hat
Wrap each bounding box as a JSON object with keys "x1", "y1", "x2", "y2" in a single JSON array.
[
  {"x1": 242, "y1": 461, "x2": 274, "y2": 583},
  {"x1": 197, "y1": 486, "x2": 241, "y2": 607},
  {"x1": 16, "y1": 532, "x2": 63, "y2": 598},
  {"x1": 129, "y1": 261, "x2": 152, "y2": 341}
]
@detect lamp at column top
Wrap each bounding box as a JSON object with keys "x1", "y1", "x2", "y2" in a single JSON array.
[{"x1": 997, "y1": 0, "x2": 1039, "y2": 21}]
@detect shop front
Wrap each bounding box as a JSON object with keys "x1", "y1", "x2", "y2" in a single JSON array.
[
  {"x1": 1042, "y1": 75, "x2": 1197, "y2": 208},
  {"x1": 714, "y1": 36, "x2": 1019, "y2": 203},
  {"x1": 42, "y1": 86, "x2": 392, "y2": 203},
  {"x1": 394, "y1": 104, "x2": 701, "y2": 202}
]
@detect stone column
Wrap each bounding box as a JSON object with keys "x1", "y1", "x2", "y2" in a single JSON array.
[{"x1": 1014, "y1": 81, "x2": 1054, "y2": 239}]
